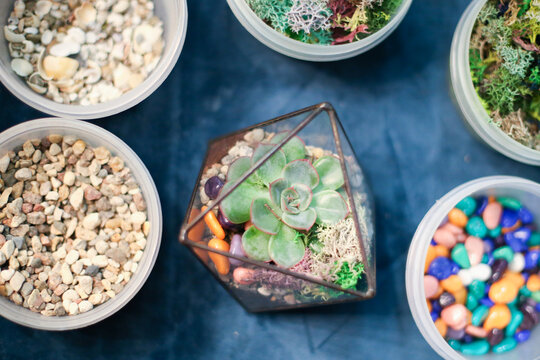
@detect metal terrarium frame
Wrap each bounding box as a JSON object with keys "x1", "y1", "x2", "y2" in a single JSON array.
[{"x1": 178, "y1": 102, "x2": 375, "y2": 311}]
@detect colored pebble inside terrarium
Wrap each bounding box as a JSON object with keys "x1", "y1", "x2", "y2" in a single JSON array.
[
  {"x1": 196, "y1": 129, "x2": 370, "y2": 305},
  {"x1": 424, "y1": 195, "x2": 539, "y2": 355},
  {"x1": 469, "y1": 0, "x2": 540, "y2": 150},
  {"x1": 245, "y1": 0, "x2": 402, "y2": 45}
]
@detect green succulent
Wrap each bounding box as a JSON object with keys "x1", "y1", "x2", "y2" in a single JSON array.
[{"x1": 220, "y1": 132, "x2": 349, "y2": 268}]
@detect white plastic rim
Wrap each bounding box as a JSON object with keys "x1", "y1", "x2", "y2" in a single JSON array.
[
  {"x1": 0, "y1": 118, "x2": 163, "y2": 330},
  {"x1": 0, "y1": 0, "x2": 188, "y2": 120},
  {"x1": 449, "y1": 0, "x2": 540, "y2": 166},
  {"x1": 226, "y1": 0, "x2": 413, "y2": 61},
  {"x1": 406, "y1": 176, "x2": 540, "y2": 360}
]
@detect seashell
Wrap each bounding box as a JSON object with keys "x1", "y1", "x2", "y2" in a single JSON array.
[
  {"x1": 132, "y1": 24, "x2": 163, "y2": 54},
  {"x1": 24, "y1": 27, "x2": 39, "y2": 35},
  {"x1": 49, "y1": 41, "x2": 81, "y2": 57},
  {"x1": 4, "y1": 26, "x2": 26, "y2": 43},
  {"x1": 11, "y1": 58, "x2": 34, "y2": 77},
  {"x1": 41, "y1": 30, "x2": 53, "y2": 45},
  {"x1": 67, "y1": 27, "x2": 86, "y2": 44},
  {"x1": 112, "y1": 0, "x2": 130, "y2": 14},
  {"x1": 26, "y1": 33, "x2": 42, "y2": 43},
  {"x1": 26, "y1": 73, "x2": 48, "y2": 94},
  {"x1": 112, "y1": 63, "x2": 134, "y2": 91},
  {"x1": 42, "y1": 55, "x2": 79, "y2": 81},
  {"x1": 35, "y1": 0, "x2": 52, "y2": 18},
  {"x1": 14, "y1": 0, "x2": 25, "y2": 18},
  {"x1": 81, "y1": 61, "x2": 101, "y2": 84},
  {"x1": 21, "y1": 40, "x2": 35, "y2": 53},
  {"x1": 74, "y1": 2, "x2": 97, "y2": 28},
  {"x1": 7, "y1": 17, "x2": 19, "y2": 26},
  {"x1": 23, "y1": 15, "x2": 40, "y2": 28},
  {"x1": 37, "y1": 49, "x2": 52, "y2": 80},
  {"x1": 52, "y1": 78, "x2": 84, "y2": 93},
  {"x1": 107, "y1": 13, "x2": 124, "y2": 28}
]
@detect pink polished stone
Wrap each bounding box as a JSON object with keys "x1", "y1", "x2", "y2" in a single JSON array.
[
  {"x1": 483, "y1": 202, "x2": 503, "y2": 230},
  {"x1": 440, "y1": 222, "x2": 465, "y2": 235},
  {"x1": 441, "y1": 304, "x2": 468, "y2": 330},
  {"x1": 433, "y1": 228, "x2": 457, "y2": 248},
  {"x1": 465, "y1": 236, "x2": 484, "y2": 266},
  {"x1": 424, "y1": 275, "x2": 439, "y2": 298}
]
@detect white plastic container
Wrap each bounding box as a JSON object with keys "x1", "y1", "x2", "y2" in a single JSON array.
[
  {"x1": 226, "y1": 0, "x2": 412, "y2": 61},
  {"x1": 406, "y1": 176, "x2": 540, "y2": 360},
  {"x1": 0, "y1": 0, "x2": 188, "y2": 120},
  {"x1": 449, "y1": 0, "x2": 540, "y2": 166},
  {"x1": 0, "y1": 118, "x2": 162, "y2": 330}
]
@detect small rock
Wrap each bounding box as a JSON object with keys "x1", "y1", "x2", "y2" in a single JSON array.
[
  {"x1": 60, "y1": 263, "x2": 73, "y2": 285},
  {"x1": 105, "y1": 248, "x2": 127, "y2": 265},
  {"x1": 9, "y1": 271, "x2": 25, "y2": 292},
  {"x1": 72, "y1": 140, "x2": 86, "y2": 156},
  {"x1": 68, "y1": 301, "x2": 79, "y2": 315},
  {"x1": 12, "y1": 237, "x2": 24, "y2": 249},
  {"x1": 84, "y1": 265, "x2": 99, "y2": 276},
  {"x1": 82, "y1": 213, "x2": 100, "y2": 230},
  {"x1": 1, "y1": 269, "x2": 15, "y2": 281},
  {"x1": 78, "y1": 276, "x2": 93, "y2": 295},
  {"x1": 0, "y1": 252, "x2": 6, "y2": 266},
  {"x1": 92, "y1": 255, "x2": 108, "y2": 268},
  {"x1": 69, "y1": 187, "x2": 84, "y2": 210},
  {"x1": 63, "y1": 171, "x2": 75, "y2": 186},
  {"x1": 65, "y1": 250, "x2": 79, "y2": 265},
  {"x1": 0, "y1": 155, "x2": 10, "y2": 173},
  {"x1": 14, "y1": 168, "x2": 32, "y2": 181},
  {"x1": 88, "y1": 293, "x2": 102, "y2": 305},
  {"x1": 1, "y1": 240, "x2": 15, "y2": 258},
  {"x1": 49, "y1": 143, "x2": 61, "y2": 156},
  {"x1": 78, "y1": 300, "x2": 93, "y2": 313},
  {"x1": 27, "y1": 211, "x2": 46, "y2": 225},
  {"x1": 84, "y1": 186, "x2": 102, "y2": 201},
  {"x1": 21, "y1": 282, "x2": 34, "y2": 297}
]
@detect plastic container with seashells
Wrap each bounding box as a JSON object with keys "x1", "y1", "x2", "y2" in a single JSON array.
[{"x1": 0, "y1": 0, "x2": 188, "y2": 119}]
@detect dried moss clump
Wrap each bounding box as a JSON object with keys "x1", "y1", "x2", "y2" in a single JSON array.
[
  {"x1": 245, "y1": 0, "x2": 402, "y2": 45},
  {"x1": 470, "y1": 0, "x2": 540, "y2": 150}
]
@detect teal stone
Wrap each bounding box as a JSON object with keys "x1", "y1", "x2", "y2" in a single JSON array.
[
  {"x1": 471, "y1": 305, "x2": 489, "y2": 326},
  {"x1": 505, "y1": 310, "x2": 523, "y2": 337},
  {"x1": 451, "y1": 244, "x2": 471, "y2": 269},
  {"x1": 466, "y1": 293, "x2": 479, "y2": 310},
  {"x1": 481, "y1": 253, "x2": 489, "y2": 264},
  {"x1": 493, "y1": 246, "x2": 514, "y2": 263},
  {"x1": 466, "y1": 217, "x2": 488, "y2": 238},
  {"x1": 532, "y1": 291, "x2": 540, "y2": 302},
  {"x1": 508, "y1": 297, "x2": 518, "y2": 307},
  {"x1": 492, "y1": 338, "x2": 517, "y2": 353},
  {"x1": 469, "y1": 280, "x2": 486, "y2": 300},
  {"x1": 460, "y1": 340, "x2": 490, "y2": 355},
  {"x1": 528, "y1": 232, "x2": 540, "y2": 247},
  {"x1": 456, "y1": 196, "x2": 477, "y2": 216},
  {"x1": 497, "y1": 197, "x2": 521, "y2": 211},
  {"x1": 519, "y1": 286, "x2": 532, "y2": 297},
  {"x1": 488, "y1": 226, "x2": 501, "y2": 238},
  {"x1": 448, "y1": 339, "x2": 462, "y2": 351}
]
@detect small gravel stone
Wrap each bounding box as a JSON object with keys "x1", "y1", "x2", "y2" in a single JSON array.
[
  {"x1": 78, "y1": 300, "x2": 93, "y2": 313},
  {"x1": 9, "y1": 271, "x2": 25, "y2": 292},
  {"x1": 1, "y1": 269, "x2": 15, "y2": 281},
  {"x1": 60, "y1": 263, "x2": 74, "y2": 285},
  {"x1": 65, "y1": 250, "x2": 79, "y2": 265},
  {"x1": 14, "y1": 168, "x2": 32, "y2": 181},
  {"x1": 92, "y1": 255, "x2": 108, "y2": 268}
]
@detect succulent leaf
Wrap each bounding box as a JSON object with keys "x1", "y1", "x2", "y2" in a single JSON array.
[
  {"x1": 252, "y1": 144, "x2": 287, "y2": 185},
  {"x1": 313, "y1": 156, "x2": 344, "y2": 191},
  {"x1": 220, "y1": 181, "x2": 267, "y2": 224},
  {"x1": 227, "y1": 156, "x2": 253, "y2": 183},
  {"x1": 269, "y1": 178, "x2": 288, "y2": 206},
  {"x1": 251, "y1": 198, "x2": 281, "y2": 235},
  {"x1": 311, "y1": 189, "x2": 349, "y2": 225},
  {"x1": 269, "y1": 131, "x2": 306, "y2": 162},
  {"x1": 242, "y1": 226, "x2": 272, "y2": 261},
  {"x1": 282, "y1": 159, "x2": 319, "y2": 189},
  {"x1": 282, "y1": 208, "x2": 317, "y2": 231},
  {"x1": 268, "y1": 225, "x2": 305, "y2": 268}
]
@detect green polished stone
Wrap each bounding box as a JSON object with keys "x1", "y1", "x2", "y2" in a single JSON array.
[
  {"x1": 469, "y1": 280, "x2": 486, "y2": 300},
  {"x1": 456, "y1": 196, "x2": 477, "y2": 216},
  {"x1": 497, "y1": 197, "x2": 521, "y2": 211},
  {"x1": 493, "y1": 246, "x2": 514, "y2": 263},
  {"x1": 471, "y1": 305, "x2": 489, "y2": 327},
  {"x1": 492, "y1": 338, "x2": 517, "y2": 353},
  {"x1": 466, "y1": 293, "x2": 479, "y2": 311},
  {"x1": 488, "y1": 226, "x2": 501, "y2": 238},
  {"x1": 460, "y1": 340, "x2": 490, "y2": 355},
  {"x1": 466, "y1": 217, "x2": 488, "y2": 238},
  {"x1": 528, "y1": 232, "x2": 540, "y2": 247},
  {"x1": 451, "y1": 244, "x2": 471, "y2": 269},
  {"x1": 505, "y1": 309, "x2": 523, "y2": 337}
]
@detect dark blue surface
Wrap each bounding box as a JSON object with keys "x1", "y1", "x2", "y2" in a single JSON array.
[{"x1": 0, "y1": 0, "x2": 539, "y2": 359}]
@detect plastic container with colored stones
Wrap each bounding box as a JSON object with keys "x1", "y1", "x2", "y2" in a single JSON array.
[
  {"x1": 0, "y1": 118, "x2": 162, "y2": 330},
  {"x1": 449, "y1": 0, "x2": 540, "y2": 166},
  {"x1": 406, "y1": 176, "x2": 540, "y2": 359},
  {"x1": 226, "y1": 0, "x2": 412, "y2": 61},
  {"x1": 0, "y1": 0, "x2": 187, "y2": 120}
]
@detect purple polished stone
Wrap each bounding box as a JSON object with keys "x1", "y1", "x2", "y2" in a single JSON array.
[
  {"x1": 483, "y1": 239, "x2": 494, "y2": 253},
  {"x1": 493, "y1": 235, "x2": 506, "y2": 248},
  {"x1": 501, "y1": 209, "x2": 519, "y2": 228},
  {"x1": 217, "y1": 211, "x2": 243, "y2": 232},
  {"x1": 518, "y1": 207, "x2": 534, "y2": 224},
  {"x1": 488, "y1": 259, "x2": 508, "y2": 284},
  {"x1": 462, "y1": 335, "x2": 474, "y2": 344},
  {"x1": 476, "y1": 196, "x2": 488, "y2": 215},
  {"x1": 487, "y1": 328, "x2": 504, "y2": 346},
  {"x1": 229, "y1": 234, "x2": 245, "y2": 266},
  {"x1": 439, "y1": 292, "x2": 456, "y2": 308},
  {"x1": 204, "y1": 176, "x2": 224, "y2": 200},
  {"x1": 432, "y1": 300, "x2": 442, "y2": 314},
  {"x1": 446, "y1": 327, "x2": 466, "y2": 340}
]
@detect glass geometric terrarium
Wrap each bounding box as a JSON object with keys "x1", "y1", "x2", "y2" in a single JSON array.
[{"x1": 179, "y1": 103, "x2": 375, "y2": 312}]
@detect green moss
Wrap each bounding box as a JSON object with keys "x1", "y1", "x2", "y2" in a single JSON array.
[{"x1": 334, "y1": 261, "x2": 364, "y2": 289}]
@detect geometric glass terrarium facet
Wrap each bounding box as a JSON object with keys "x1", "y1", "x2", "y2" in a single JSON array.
[{"x1": 179, "y1": 103, "x2": 375, "y2": 311}]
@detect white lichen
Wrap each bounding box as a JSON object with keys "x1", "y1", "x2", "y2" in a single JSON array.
[{"x1": 286, "y1": 0, "x2": 332, "y2": 34}]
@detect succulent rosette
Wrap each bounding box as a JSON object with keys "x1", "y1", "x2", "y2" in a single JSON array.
[{"x1": 219, "y1": 132, "x2": 349, "y2": 268}]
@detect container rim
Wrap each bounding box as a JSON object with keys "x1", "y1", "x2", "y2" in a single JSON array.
[
  {"x1": 0, "y1": 118, "x2": 163, "y2": 330},
  {"x1": 0, "y1": 0, "x2": 188, "y2": 120},
  {"x1": 449, "y1": 0, "x2": 540, "y2": 166},
  {"x1": 405, "y1": 176, "x2": 540, "y2": 359},
  {"x1": 226, "y1": 0, "x2": 413, "y2": 61}
]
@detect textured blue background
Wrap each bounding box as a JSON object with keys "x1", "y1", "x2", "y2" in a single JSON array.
[{"x1": 0, "y1": 0, "x2": 539, "y2": 358}]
